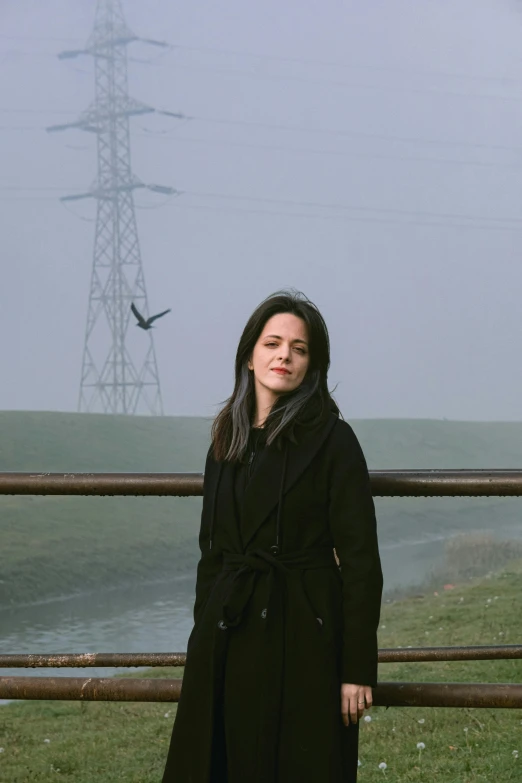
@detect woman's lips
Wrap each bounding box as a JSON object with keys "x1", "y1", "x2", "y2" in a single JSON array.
[{"x1": 272, "y1": 368, "x2": 290, "y2": 375}]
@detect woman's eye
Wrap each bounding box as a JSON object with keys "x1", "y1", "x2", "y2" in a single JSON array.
[{"x1": 265, "y1": 342, "x2": 306, "y2": 353}]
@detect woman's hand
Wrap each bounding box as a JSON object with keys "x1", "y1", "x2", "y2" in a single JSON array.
[{"x1": 341, "y1": 683, "x2": 372, "y2": 726}]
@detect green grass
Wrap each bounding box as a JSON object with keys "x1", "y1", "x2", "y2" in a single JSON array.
[
  {"x1": 3, "y1": 411, "x2": 522, "y2": 607},
  {"x1": 1, "y1": 564, "x2": 521, "y2": 782}
]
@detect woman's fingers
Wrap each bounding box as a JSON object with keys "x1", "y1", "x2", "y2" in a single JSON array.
[
  {"x1": 341, "y1": 688, "x2": 358, "y2": 726},
  {"x1": 341, "y1": 684, "x2": 373, "y2": 725},
  {"x1": 350, "y1": 696, "x2": 360, "y2": 724}
]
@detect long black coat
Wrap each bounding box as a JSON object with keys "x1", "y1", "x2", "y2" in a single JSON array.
[{"x1": 162, "y1": 411, "x2": 383, "y2": 783}]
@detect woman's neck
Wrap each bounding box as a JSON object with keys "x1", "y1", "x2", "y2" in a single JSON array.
[
  {"x1": 252, "y1": 413, "x2": 267, "y2": 428},
  {"x1": 253, "y1": 386, "x2": 280, "y2": 428}
]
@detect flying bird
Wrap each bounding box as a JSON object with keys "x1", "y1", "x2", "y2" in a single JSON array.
[{"x1": 131, "y1": 302, "x2": 171, "y2": 330}]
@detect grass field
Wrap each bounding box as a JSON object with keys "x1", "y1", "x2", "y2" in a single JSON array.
[
  {"x1": 0, "y1": 412, "x2": 212, "y2": 607},
  {"x1": 2, "y1": 411, "x2": 522, "y2": 607},
  {"x1": 1, "y1": 560, "x2": 521, "y2": 782}
]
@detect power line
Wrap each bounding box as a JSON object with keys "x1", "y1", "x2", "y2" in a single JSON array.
[
  {"x1": 2, "y1": 33, "x2": 522, "y2": 87},
  {"x1": 0, "y1": 186, "x2": 85, "y2": 191},
  {"x1": 7, "y1": 44, "x2": 521, "y2": 103},
  {"x1": 187, "y1": 115, "x2": 522, "y2": 155},
  {"x1": 2, "y1": 184, "x2": 520, "y2": 226},
  {"x1": 167, "y1": 201, "x2": 522, "y2": 233},
  {"x1": 181, "y1": 189, "x2": 522, "y2": 225},
  {"x1": 60, "y1": 200, "x2": 95, "y2": 222},
  {"x1": 137, "y1": 129, "x2": 521, "y2": 172},
  {"x1": 3, "y1": 191, "x2": 521, "y2": 232},
  {"x1": 0, "y1": 119, "x2": 519, "y2": 171},
  {"x1": 165, "y1": 42, "x2": 522, "y2": 88},
  {"x1": 2, "y1": 109, "x2": 521, "y2": 156},
  {"x1": 0, "y1": 108, "x2": 77, "y2": 115},
  {"x1": 0, "y1": 49, "x2": 57, "y2": 58},
  {"x1": 132, "y1": 57, "x2": 522, "y2": 105},
  {"x1": 0, "y1": 34, "x2": 83, "y2": 43}
]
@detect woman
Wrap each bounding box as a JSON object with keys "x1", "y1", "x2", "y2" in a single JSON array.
[{"x1": 162, "y1": 289, "x2": 383, "y2": 783}]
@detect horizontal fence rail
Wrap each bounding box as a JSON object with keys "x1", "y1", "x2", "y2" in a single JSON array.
[
  {"x1": 2, "y1": 646, "x2": 522, "y2": 669},
  {"x1": 2, "y1": 469, "x2": 522, "y2": 497},
  {"x1": 1, "y1": 678, "x2": 521, "y2": 708}
]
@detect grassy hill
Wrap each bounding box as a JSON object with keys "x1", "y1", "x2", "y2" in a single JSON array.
[{"x1": 1, "y1": 412, "x2": 522, "y2": 607}]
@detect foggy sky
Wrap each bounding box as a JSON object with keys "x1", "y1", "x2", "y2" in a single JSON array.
[{"x1": 1, "y1": 0, "x2": 522, "y2": 421}]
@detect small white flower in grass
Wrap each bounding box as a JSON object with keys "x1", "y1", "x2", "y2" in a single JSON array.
[
  {"x1": 0, "y1": 748, "x2": 4, "y2": 753},
  {"x1": 358, "y1": 760, "x2": 362, "y2": 767},
  {"x1": 494, "y1": 596, "x2": 499, "y2": 600},
  {"x1": 487, "y1": 598, "x2": 492, "y2": 604},
  {"x1": 464, "y1": 727, "x2": 469, "y2": 733},
  {"x1": 364, "y1": 715, "x2": 372, "y2": 723},
  {"x1": 164, "y1": 712, "x2": 171, "y2": 718},
  {"x1": 381, "y1": 625, "x2": 386, "y2": 629},
  {"x1": 417, "y1": 742, "x2": 425, "y2": 750},
  {"x1": 378, "y1": 762, "x2": 387, "y2": 771},
  {"x1": 429, "y1": 615, "x2": 433, "y2": 620},
  {"x1": 43, "y1": 739, "x2": 50, "y2": 744},
  {"x1": 513, "y1": 750, "x2": 519, "y2": 759},
  {"x1": 439, "y1": 627, "x2": 443, "y2": 631},
  {"x1": 499, "y1": 632, "x2": 504, "y2": 636},
  {"x1": 418, "y1": 718, "x2": 425, "y2": 724}
]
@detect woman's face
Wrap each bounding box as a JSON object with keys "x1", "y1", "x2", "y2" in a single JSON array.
[{"x1": 248, "y1": 312, "x2": 310, "y2": 403}]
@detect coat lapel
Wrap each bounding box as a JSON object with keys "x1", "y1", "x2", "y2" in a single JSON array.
[
  {"x1": 240, "y1": 411, "x2": 338, "y2": 550},
  {"x1": 203, "y1": 452, "x2": 245, "y2": 551},
  {"x1": 217, "y1": 456, "x2": 243, "y2": 548},
  {"x1": 202, "y1": 451, "x2": 223, "y2": 530}
]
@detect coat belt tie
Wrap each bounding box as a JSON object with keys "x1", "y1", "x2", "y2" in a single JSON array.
[
  {"x1": 220, "y1": 547, "x2": 336, "y2": 628},
  {"x1": 216, "y1": 546, "x2": 338, "y2": 783}
]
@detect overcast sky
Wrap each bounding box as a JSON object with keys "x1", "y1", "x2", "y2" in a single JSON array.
[{"x1": 1, "y1": 0, "x2": 522, "y2": 420}]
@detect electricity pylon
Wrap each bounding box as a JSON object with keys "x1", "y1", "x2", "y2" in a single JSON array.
[{"x1": 48, "y1": 0, "x2": 179, "y2": 414}]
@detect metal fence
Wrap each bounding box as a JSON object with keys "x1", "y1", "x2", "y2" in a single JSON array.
[{"x1": 1, "y1": 470, "x2": 522, "y2": 709}]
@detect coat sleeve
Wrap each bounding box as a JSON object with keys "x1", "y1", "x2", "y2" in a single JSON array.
[
  {"x1": 193, "y1": 446, "x2": 223, "y2": 625},
  {"x1": 327, "y1": 421, "x2": 383, "y2": 687}
]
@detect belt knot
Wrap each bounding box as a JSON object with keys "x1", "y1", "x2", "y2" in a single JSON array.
[{"x1": 219, "y1": 547, "x2": 336, "y2": 629}]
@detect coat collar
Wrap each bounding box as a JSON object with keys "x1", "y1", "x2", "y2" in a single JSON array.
[{"x1": 233, "y1": 411, "x2": 338, "y2": 550}]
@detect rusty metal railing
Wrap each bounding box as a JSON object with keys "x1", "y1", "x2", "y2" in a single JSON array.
[
  {"x1": 2, "y1": 645, "x2": 522, "y2": 668},
  {"x1": 2, "y1": 469, "x2": 522, "y2": 496},
  {"x1": 1, "y1": 678, "x2": 521, "y2": 708},
  {"x1": 2, "y1": 470, "x2": 522, "y2": 708}
]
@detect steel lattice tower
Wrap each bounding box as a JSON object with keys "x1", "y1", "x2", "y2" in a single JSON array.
[{"x1": 49, "y1": 0, "x2": 176, "y2": 415}]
